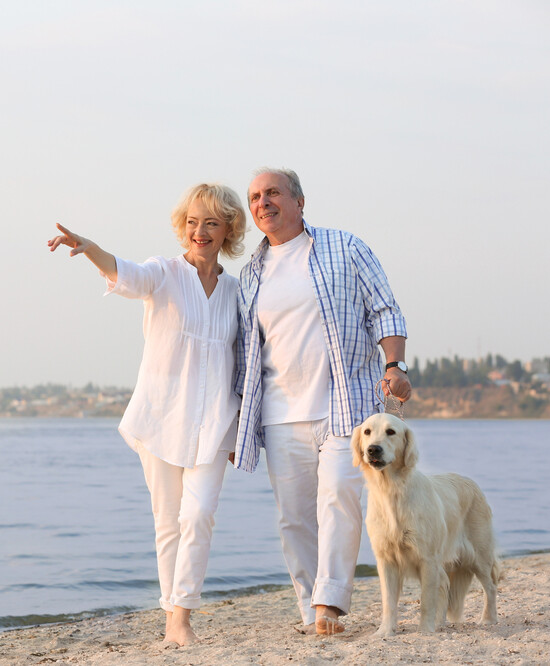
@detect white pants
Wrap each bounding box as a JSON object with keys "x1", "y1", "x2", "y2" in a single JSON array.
[
  {"x1": 264, "y1": 418, "x2": 364, "y2": 625},
  {"x1": 138, "y1": 444, "x2": 228, "y2": 611}
]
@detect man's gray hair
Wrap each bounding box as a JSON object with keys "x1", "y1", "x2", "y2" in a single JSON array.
[{"x1": 251, "y1": 167, "x2": 304, "y2": 201}]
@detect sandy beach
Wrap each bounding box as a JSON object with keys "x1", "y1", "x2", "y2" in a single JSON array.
[{"x1": 1, "y1": 553, "x2": 548, "y2": 666}]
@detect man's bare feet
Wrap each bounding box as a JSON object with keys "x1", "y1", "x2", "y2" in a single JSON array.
[
  {"x1": 164, "y1": 606, "x2": 199, "y2": 646},
  {"x1": 315, "y1": 605, "x2": 345, "y2": 635}
]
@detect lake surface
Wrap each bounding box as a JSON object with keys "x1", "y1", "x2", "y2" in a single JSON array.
[{"x1": 1, "y1": 418, "x2": 549, "y2": 630}]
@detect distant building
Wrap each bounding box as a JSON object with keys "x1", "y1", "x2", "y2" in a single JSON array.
[
  {"x1": 487, "y1": 370, "x2": 509, "y2": 386},
  {"x1": 526, "y1": 359, "x2": 550, "y2": 374},
  {"x1": 533, "y1": 373, "x2": 550, "y2": 389}
]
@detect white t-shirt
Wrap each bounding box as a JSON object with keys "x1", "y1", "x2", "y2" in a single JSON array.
[{"x1": 258, "y1": 231, "x2": 330, "y2": 426}]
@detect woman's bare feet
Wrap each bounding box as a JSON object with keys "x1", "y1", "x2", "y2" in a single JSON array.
[
  {"x1": 164, "y1": 610, "x2": 172, "y2": 637},
  {"x1": 315, "y1": 605, "x2": 345, "y2": 635},
  {"x1": 164, "y1": 606, "x2": 199, "y2": 646}
]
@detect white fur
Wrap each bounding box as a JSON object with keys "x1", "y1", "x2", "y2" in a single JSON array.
[{"x1": 351, "y1": 413, "x2": 500, "y2": 636}]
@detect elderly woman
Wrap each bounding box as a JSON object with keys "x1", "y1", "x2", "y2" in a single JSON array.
[{"x1": 48, "y1": 183, "x2": 247, "y2": 646}]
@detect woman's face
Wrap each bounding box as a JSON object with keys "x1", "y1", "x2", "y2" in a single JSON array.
[{"x1": 185, "y1": 198, "x2": 228, "y2": 263}]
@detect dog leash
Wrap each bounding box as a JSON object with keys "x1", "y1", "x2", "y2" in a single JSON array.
[{"x1": 375, "y1": 378, "x2": 406, "y2": 421}]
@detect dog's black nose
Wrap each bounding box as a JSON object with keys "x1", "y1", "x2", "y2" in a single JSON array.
[{"x1": 367, "y1": 445, "x2": 383, "y2": 457}]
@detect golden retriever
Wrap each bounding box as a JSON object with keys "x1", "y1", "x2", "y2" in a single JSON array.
[{"x1": 351, "y1": 413, "x2": 500, "y2": 636}]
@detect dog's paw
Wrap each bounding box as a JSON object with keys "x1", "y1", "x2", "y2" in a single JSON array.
[
  {"x1": 479, "y1": 616, "x2": 498, "y2": 626},
  {"x1": 372, "y1": 625, "x2": 396, "y2": 638}
]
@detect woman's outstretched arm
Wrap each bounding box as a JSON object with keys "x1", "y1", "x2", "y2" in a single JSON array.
[{"x1": 48, "y1": 223, "x2": 117, "y2": 282}]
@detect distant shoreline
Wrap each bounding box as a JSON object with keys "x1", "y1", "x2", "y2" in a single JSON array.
[{"x1": 2, "y1": 384, "x2": 550, "y2": 419}]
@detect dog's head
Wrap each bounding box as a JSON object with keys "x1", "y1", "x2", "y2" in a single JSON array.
[{"x1": 351, "y1": 413, "x2": 418, "y2": 475}]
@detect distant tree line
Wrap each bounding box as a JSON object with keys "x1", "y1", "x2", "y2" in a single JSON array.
[
  {"x1": 408, "y1": 354, "x2": 549, "y2": 388},
  {"x1": 1, "y1": 356, "x2": 549, "y2": 405},
  {"x1": 0, "y1": 383, "x2": 126, "y2": 412}
]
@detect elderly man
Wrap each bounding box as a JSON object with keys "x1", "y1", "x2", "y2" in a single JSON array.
[{"x1": 234, "y1": 168, "x2": 411, "y2": 634}]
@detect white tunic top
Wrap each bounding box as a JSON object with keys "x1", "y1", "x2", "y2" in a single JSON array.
[
  {"x1": 257, "y1": 231, "x2": 330, "y2": 426},
  {"x1": 105, "y1": 254, "x2": 240, "y2": 468}
]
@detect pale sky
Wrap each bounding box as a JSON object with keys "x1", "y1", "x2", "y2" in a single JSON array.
[{"x1": 2, "y1": 0, "x2": 549, "y2": 388}]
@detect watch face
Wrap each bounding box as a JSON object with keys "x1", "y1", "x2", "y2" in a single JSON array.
[{"x1": 386, "y1": 361, "x2": 408, "y2": 373}]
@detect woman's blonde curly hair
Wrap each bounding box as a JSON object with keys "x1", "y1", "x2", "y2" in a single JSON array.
[{"x1": 171, "y1": 183, "x2": 247, "y2": 259}]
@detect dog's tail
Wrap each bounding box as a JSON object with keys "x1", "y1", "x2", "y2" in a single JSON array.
[
  {"x1": 447, "y1": 568, "x2": 474, "y2": 623},
  {"x1": 492, "y1": 552, "x2": 503, "y2": 584}
]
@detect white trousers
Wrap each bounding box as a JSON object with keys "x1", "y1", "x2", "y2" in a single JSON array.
[
  {"x1": 138, "y1": 444, "x2": 228, "y2": 611},
  {"x1": 264, "y1": 418, "x2": 364, "y2": 625}
]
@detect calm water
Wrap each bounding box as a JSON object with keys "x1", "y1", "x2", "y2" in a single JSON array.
[{"x1": 1, "y1": 418, "x2": 549, "y2": 630}]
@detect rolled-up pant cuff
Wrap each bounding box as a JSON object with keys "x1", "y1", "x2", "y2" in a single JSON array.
[
  {"x1": 171, "y1": 594, "x2": 201, "y2": 610},
  {"x1": 311, "y1": 577, "x2": 354, "y2": 616},
  {"x1": 299, "y1": 601, "x2": 316, "y2": 626},
  {"x1": 159, "y1": 597, "x2": 173, "y2": 613},
  {"x1": 159, "y1": 595, "x2": 202, "y2": 612}
]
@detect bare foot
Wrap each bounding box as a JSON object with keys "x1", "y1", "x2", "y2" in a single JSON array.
[
  {"x1": 164, "y1": 624, "x2": 199, "y2": 646},
  {"x1": 315, "y1": 605, "x2": 345, "y2": 635},
  {"x1": 164, "y1": 606, "x2": 199, "y2": 646}
]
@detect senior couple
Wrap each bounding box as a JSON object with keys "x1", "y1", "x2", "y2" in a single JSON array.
[{"x1": 49, "y1": 168, "x2": 411, "y2": 646}]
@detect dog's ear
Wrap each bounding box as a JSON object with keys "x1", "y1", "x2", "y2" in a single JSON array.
[
  {"x1": 351, "y1": 425, "x2": 364, "y2": 468},
  {"x1": 402, "y1": 424, "x2": 419, "y2": 469}
]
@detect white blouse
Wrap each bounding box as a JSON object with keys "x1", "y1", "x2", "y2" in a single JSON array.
[{"x1": 105, "y1": 254, "x2": 240, "y2": 468}]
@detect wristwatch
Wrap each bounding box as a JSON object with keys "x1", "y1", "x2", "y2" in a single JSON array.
[{"x1": 385, "y1": 361, "x2": 408, "y2": 373}]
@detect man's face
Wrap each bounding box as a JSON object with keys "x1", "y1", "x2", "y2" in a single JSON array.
[{"x1": 248, "y1": 172, "x2": 304, "y2": 245}]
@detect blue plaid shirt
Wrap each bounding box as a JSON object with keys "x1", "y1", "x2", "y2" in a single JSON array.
[{"x1": 234, "y1": 221, "x2": 407, "y2": 472}]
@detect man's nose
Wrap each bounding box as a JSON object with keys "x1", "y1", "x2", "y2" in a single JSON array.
[{"x1": 259, "y1": 193, "x2": 271, "y2": 207}]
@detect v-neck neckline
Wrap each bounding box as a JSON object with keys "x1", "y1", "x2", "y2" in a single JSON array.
[{"x1": 180, "y1": 254, "x2": 224, "y2": 300}]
